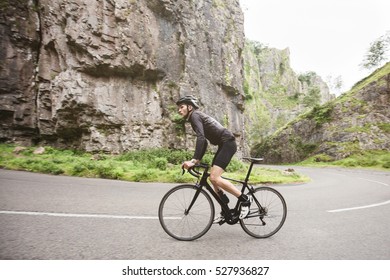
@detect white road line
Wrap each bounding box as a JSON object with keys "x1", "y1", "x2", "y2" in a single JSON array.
[
  {"x1": 357, "y1": 177, "x2": 389, "y2": 186},
  {"x1": 0, "y1": 210, "x2": 181, "y2": 220},
  {"x1": 327, "y1": 200, "x2": 390, "y2": 213},
  {"x1": 328, "y1": 176, "x2": 390, "y2": 213}
]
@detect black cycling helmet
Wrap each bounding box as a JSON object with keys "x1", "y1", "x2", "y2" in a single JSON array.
[{"x1": 176, "y1": 95, "x2": 200, "y2": 109}]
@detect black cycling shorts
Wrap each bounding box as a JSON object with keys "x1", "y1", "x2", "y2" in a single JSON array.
[{"x1": 212, "y1": 139, "x2": 237, "y2": 170}]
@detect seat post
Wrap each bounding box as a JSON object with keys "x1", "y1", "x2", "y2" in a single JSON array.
[{"x1": 244, "y1": 161, "x2": 255, "y2": 183}]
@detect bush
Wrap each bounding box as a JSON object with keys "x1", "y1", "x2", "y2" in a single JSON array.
[
  {"x1": 71, "y1": 164, "x2": 87, "y2": 175},
  {"x1": 19, "y1": 158, "x2": 65, "y2": 175},
  {"x1": 95, "y1": 162, "x2": 123, "y2": 179},
  {"x1": 314, "y1": 154, "x2": 334, "y2": 162},
  {"x1": 383, "y1": 159, "x2": 390, "y2": 169},
  {"x1": 149, "y1": 157, "x2": 168, "y2": 171},
  {"x1": 118, "y1": 148, "x2": 217, "y2": 166},
  {"x1": 226, "y1": 158, "x2": 244, "y2": 172},
  {"x1": 166, "y1": 150, "x2": 193, "y2": 164},
  {"x1": 340, "y1": 158, "x2": 358, "y2": 167},
  {"x1": 118, "y1": 149, "x2": 192, "y2": 165},
  {"x1": 132, "y1": 169, "x2": 156, "y2": 182},
  {"x1": 360, "y1": 158, "x2": 379, "y2": 167},
  {"x1": 308, "y1": 105, "x2": 333, "y2": 127}
]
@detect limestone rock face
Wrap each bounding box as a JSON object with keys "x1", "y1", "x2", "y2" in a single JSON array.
[
  {"x1": 0, "y1": 0, "x2": 40, "y2": 141},
  {"x1": 252, "y1": 64, "x2": 390, "y2": 163},
  {"x1": 0, "y1": 0, "x2": 245, "y2": 153},
  {"x1": 242, "y1": 42, "x2": 334, "y2": 146}
]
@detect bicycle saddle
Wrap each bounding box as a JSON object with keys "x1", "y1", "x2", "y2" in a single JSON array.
[{"x1": 243, "y1": 157, "x2": 264, "y2": 163}]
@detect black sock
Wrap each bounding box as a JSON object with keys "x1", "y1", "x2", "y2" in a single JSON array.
[
  {"x1": 218, "y1": 190, "x2": 229, "y2": 204},
  {"x1": 238, "y1": 193, "x2": 248, "y2": 202}
]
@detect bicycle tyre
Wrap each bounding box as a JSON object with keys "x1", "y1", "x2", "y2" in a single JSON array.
[
  {"x1": 240, "y1": 186, "x2": 287, "y2": 238},
  {"x1": 158, "y1": 184, "x2": 215, "y2": 241}
]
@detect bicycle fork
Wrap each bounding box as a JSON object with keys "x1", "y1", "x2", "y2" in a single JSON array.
[
  {"x1": 185, "y1": 184, "x2": 231, "y2": 223},
  {"x1": 184, "y1": 186, "x2": 202, "y2": 215}
]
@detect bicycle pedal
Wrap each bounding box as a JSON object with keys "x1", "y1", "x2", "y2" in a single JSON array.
[{"x1": 218, "y1": 220, "x2": 226, "y2": 226}]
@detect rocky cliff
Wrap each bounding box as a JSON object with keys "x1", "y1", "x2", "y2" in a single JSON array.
[
  {"x1": 0, "y1": 0, "x2": 245, "y2": 153},
  {"x1": 252, "y1": 62, "x2": 390, "y2": 163},
  {"x1": 243, "y1": 40, "x2": 334, "y2": 146}
]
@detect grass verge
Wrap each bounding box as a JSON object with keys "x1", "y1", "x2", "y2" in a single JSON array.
[
  {"x1": 299, "y1": 150, "x2": 390, "y2": 170},
  {"x1": 0, "y1": 144, "x2": 309, "y2": 184}
]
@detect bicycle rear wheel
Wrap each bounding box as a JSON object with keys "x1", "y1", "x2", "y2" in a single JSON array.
[
  {"x1": 240, "y1": 186, "x2": 287, "y2": 238},
  {"x1": 158, "y1": 184, "x2": 214, "y2": 241}
]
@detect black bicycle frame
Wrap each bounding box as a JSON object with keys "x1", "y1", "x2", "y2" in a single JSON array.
[{"x1": 186, "y1": 162, "x2": 261, "y2": 224}]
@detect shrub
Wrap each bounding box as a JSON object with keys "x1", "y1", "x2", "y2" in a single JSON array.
[
  {"x1": 95, "y1": 162, "x2": 123, "y2": 179},
  {"x1": 132, "y1": 169, "x2": 156, "y2": 182},
  {"x1": 24, "y1": 159, "x2": 64, "y2": 175},
  {"x1": 382, "y1": 159, "x2": 390, "y2": 169},
  {"x1": 118, "y1": 149, "x2": 192, "y2": 165},
  {"x1": 309, "y1": 105, "x2": 333, "y2": 127},
  {"x1": 166, "y1": 150, "x2": 193, "y2": 164},
  {"x1": 340, "y1": 158, "x2": 358, "y2": 167},
  {"x1": 226, "y1": 158, "x2": 244, "y2": 172},
  {"x1": 71, "y1": 164, "x2": 87, "y2": 175},
  {"x1": 360, "y1": 158, "x2": 379, "y2": 167},
  {"x1": 314, "y1": 154, "x2": 333, "y2": 162},
  {"x1": 149, "y1": 157, "x2": 168, "y2": 171}
]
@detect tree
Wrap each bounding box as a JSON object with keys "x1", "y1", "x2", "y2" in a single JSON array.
[
  {"x1": 326, "y1": 75, "x2": 343, "y2": 96},
  {"x1": 303, "y1": 87, "x2": 321, "y2": 108},
  {"x1": 360, "y1": 31, "x2": 390, "y2": 70}
]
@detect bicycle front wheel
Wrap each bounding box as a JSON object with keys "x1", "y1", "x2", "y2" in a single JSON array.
[
  {"x1": 240, "y1": 186, "x2": 287, "y2": 238},
  {"x1": 158, "y1": 184, "x2": 214, "y2": 241}
]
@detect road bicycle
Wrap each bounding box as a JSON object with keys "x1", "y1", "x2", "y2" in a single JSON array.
[{"x1": 158, "y1": 157, "x2": 287, "y2": 241}]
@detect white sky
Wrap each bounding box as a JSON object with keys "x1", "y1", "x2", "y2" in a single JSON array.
[{"x1": 240, "y1": 0, "x2": 390, "y2": 93}]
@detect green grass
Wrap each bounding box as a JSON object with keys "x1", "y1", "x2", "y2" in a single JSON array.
[
  {"x1": 224, "y1": 167, "x2": 309, "y2": 185},
  {"x1": 299, "y1": 150, "x2": 390, "y2": 170},
  {"x1": 0, "y1": 144, "x2": 309, "y2": 184},
  {"x1": 350, "y1": 62, "x2": 390, "y2": 94}
]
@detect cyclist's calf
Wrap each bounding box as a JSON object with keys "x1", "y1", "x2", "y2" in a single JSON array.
[{"x1": 209, "y1": 166, "x2": 241, "y2": 197}]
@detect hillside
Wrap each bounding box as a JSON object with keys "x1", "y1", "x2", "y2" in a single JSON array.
[
  {"x1": 243, "y1": 40, "x2": 334, "y2": 147},
  {"x1": 252, "y1": 62, "x2": 390, "y2": 166}
]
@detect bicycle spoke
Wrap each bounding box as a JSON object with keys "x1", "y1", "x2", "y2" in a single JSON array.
[
  {"x1": 159, "y1": 185, "x2": 214, "y2": 241},
  {"x1": 240, "y1": 187, "x2": 287, "y2": 238}
]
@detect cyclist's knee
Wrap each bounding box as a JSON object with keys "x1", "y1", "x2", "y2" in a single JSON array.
[{"x1": 209, "y1": 173, "x2": 221, "y2": 186}]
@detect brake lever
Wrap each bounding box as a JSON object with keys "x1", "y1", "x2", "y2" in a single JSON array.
[
  {"x1": 186, "y1": 166, "x2": 199, "y2": 178},
  {"x1": 182, "y1": 163, "x2": 208, "y2": 178}
]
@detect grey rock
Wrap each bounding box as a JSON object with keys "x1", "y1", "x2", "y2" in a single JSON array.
[{"x1": 0, "y1": 0, "x2": 245, "y2": 154}]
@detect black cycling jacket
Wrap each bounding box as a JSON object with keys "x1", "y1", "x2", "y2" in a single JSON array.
[{"x1": 188, "y1": 110, "x2": 235, "y2": 160}]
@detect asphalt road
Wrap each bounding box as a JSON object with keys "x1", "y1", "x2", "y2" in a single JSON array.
[{"x1": 0, "y1": 167, "x2": 389, "y2": 260}]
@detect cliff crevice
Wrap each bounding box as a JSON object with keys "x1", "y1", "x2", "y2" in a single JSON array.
[{"x1": 0, "y1": 0, "x2": 245, "y2": 153}]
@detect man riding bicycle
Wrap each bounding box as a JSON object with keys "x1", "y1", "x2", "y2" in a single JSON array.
[{"x1": 176, "y1": 95, "x2": 251, "y2": 221}]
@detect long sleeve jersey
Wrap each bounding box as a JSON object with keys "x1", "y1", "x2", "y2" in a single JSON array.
[{"x1": 188, "y1": 110, "x2": 235, "y2": 160}]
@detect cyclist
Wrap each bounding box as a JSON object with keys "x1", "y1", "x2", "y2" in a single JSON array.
[{"x1": 176, "y1": 95, "x2": 251, "y2": 221}]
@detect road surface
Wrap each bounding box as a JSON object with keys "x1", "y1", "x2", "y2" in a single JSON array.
[{"x1": 0, "y1": 167, "x2": 389, "y2": 260}]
